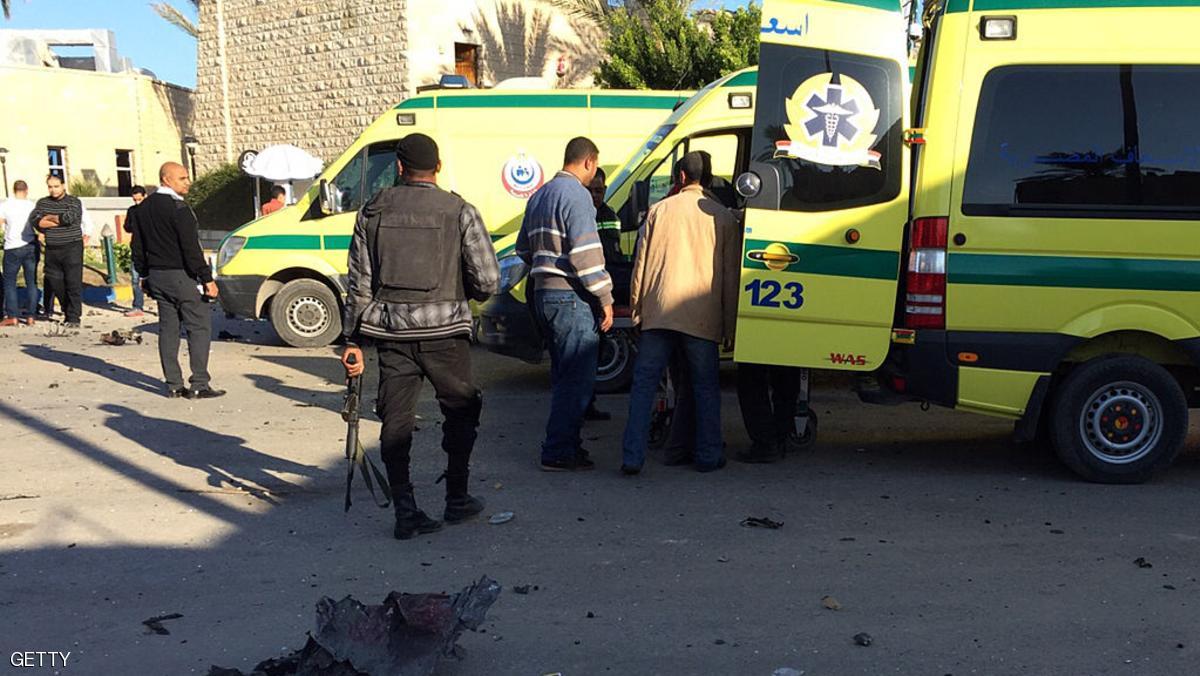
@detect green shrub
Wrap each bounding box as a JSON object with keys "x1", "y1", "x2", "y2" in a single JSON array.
[
  {"x1": 69, "y1": 178, "x2": 102, "y2": 197},
  {"x1": 113, "y1": 242, "x2": 132, "y2": 273},
  {"x1": 187, "y1": 163, "x2": 258, "y2": 232}
]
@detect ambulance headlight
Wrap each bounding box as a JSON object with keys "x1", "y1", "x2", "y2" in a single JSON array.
[
  {"x1": 736, "y1": 171, "x2": 762, "y2": 199},
  {"x1": 217, "y1": 236, "x2": 246, "y2": 270},
  {"x1": 498, "y1": 255, "x2": 529, "y2": 294}
]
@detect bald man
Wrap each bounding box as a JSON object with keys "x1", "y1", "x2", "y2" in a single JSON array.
[{"x1": 132, "y1": 162, "x2": 224, "y2": 399}]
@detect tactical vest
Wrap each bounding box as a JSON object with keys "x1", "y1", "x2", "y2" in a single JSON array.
[{"x1": 366, "y1": 183, "x2": 466, "y2": 305}]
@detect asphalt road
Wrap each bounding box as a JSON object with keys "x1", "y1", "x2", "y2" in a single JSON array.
[{"x1": 1, "y1": 306, "x2": 1198, "y2": 675}]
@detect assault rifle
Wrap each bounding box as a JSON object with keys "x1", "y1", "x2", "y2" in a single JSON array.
[{"x1": 342, "y1": 352, "x2": 391, "y2": 512}]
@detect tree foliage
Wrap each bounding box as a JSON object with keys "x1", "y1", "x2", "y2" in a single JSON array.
[
  {"x1": 151, "y1": 0, "x2": 199, "y2": 38},
  {"x1": 594, "y1": 0, "x2": 761, "y2": 90}
]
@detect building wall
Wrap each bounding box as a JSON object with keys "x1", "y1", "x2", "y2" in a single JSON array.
[
  {"x1": 194, "y1": 0, "x2": 603, "y2": 174},
  {"x1": 0, "y1": 64, "x2": 193, "y2": 198}
]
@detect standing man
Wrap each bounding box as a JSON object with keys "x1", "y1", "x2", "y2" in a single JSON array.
[
  {"x1": 261, "y1": 186, "x2": 287, "y2": 216},
  {"x1": 31, "y1": 175, "x2": 84, "y2": 327},
  {"x1": 123, "y1": 186, "x2": 148, "y2": 318},
  {"x1": 516, "y1": 137, "x2": 614, "y2": 471},
  {"x1": 621, "y1": 152, "x2": 740, "y2": 474},
  {"x1": 735, "y1": 364, "x2": 806, "y2": 463},
  {"x1": 133, "y1": 162, "x2": 223, "y2": 399},
  {"x1": 340, "y1": 133, "x2": 499, "y2": 541},
  {"x1": 1, "y1": 181, "x2": 38, "y2": 326}
]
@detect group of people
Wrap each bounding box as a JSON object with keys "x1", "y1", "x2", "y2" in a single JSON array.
[
  {"x1": 0, "y1": 175, "x2": 93, "y2": 327},
  {"x1": 0, "y1": 164, "x2": 223, "y2": 400},
  {"x1": 340, "y1": 133, "x2": 806, "y2": 542}
]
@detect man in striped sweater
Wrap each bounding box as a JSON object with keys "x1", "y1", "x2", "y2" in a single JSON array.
[
  {"x1": 32, "y1": 175, "x2": 85, "y2": 326},
  {"x1": 516, "y1": 137, "x2": 614, "y2": 472}
]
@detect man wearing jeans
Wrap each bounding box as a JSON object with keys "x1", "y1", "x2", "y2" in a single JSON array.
[
  {"x1": 123, "y1": 186, "x2": 147, "y2": 317},
  {"x1": 1, "y1": 181, "x2": 38, "y2": 326},
  {"x1": 517, "y1": 137, "x2": 614, "y2": 471},
  {"x1": 622, "y1": 152, "x2": 740, "y2": 474}
]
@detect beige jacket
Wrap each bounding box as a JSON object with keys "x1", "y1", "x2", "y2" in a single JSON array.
[{"x1": 630, "y1": 185, "x2": 741, "y2": 343}]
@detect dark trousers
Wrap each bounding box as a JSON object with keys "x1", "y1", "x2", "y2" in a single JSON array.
[
  {"x1": 147, "y1": 269, "x2": 212, "y2": 390},
  {"x1": 43, "y1": 240, "x2": 83, "y2": 323},
  {"x1": 376, "y1": 337, "x2": 482, "y2": 488},
  {"x1": 531, "y1": 289, "x2": 600, "y2": 463},
  {"x1": 736, "y1": 363, "x2": 803, "y2": 448},
  {"x1": 3, "y1": 243, "x2": 39, "y2": 319}
]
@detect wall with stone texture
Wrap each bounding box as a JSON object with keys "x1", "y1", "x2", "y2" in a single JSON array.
[{"x1": 195, "y1": 0, "x2": 603, "y2": 174}]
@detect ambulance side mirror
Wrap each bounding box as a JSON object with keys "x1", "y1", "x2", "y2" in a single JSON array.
[
  {"x1": 618, "y1": 179, "x2": 651, "y2": 232},
  {"x1": 742, "y1": 161, "x2": 782, "y2": 210},
  {"x1": 318, "y1": 179, "x2": 335, "y2": 216}
]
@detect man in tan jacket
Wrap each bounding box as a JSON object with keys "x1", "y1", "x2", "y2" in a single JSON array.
[{"x1": 621, "y1": 151, "x2": 741, "y2": 474}]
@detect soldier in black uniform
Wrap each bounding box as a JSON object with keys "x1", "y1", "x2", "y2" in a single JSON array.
[{"x1": 341, "y1": 134, "x2": 500, "y2": 541}]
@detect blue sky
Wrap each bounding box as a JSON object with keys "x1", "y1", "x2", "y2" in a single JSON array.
[{"x1": 0, "y1": 0, "x2": 756, "y2": 91}]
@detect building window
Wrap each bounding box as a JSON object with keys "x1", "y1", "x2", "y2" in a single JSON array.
[
  {"x1": 455, "y1": 43, "x2": 479, "y2": 87},
  {"x1": 48, "y1": 146, "x2": 67, "y2": 182},
  {"x1": 116, "y1": 150, "x2": 133, "y2": 197}
]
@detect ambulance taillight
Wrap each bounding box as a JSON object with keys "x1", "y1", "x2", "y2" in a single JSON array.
[{"x1": 905, "y1": 217, "x2": 948, "y2": 330}]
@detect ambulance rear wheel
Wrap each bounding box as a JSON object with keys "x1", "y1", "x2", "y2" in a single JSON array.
[
  {"x1": 1049, "y1": 356, "x2": 1186, "y2": 484},
  {"x1": 595, "y1": 328, "x2": 635, "y2": 394},
  {"x1": 270, "y1": 279, "x2": 342, "y2": 348}
]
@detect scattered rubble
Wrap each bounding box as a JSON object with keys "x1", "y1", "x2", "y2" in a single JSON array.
[{"x1": 741, "y1": 517, "x2": 784, "y2": 530}]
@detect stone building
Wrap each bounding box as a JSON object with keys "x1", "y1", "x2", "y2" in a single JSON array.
[
  {"x1": 0, "y1": 29, "x2": 194, "y2": 197},
  {"x1": 194, "y1": 0, "x2": 604, "y2": 173}
]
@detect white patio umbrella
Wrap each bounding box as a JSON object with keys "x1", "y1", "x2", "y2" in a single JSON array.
[{"x1": 242, "y1": 144, "x2": 324, "y2": 213}]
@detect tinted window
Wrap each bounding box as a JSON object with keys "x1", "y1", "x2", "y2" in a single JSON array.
[
  {"x1": 964, "y1": 66, "x2": 1200, "y2": 220},
  {"x1": 750, "y1": 43, "x2": 903, "y2": 212},
  {"x1": 329, "y1": 142, "x2": 399, "y2": 214}
]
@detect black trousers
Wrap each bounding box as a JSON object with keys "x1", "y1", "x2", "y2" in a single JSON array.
[
  {"x1": 43, "y1": 240, "x2": 83, "y2": 323},
  {"x1": 376, "y1": 336, "x2": 482, "y2": 488},
  {"x1": 736, "y1": 363, "x2": 803, "y2": 448},
  {"x1": 146, "y1": 269, "x2": 212, "y2": 390}
]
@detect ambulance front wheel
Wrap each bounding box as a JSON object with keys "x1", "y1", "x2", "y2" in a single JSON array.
[
  {"x1": 270, "y1": 279, "x2": 343, "y2": 348},
  {"x1": 595, "y1": 328, "x2": 635, "y2": 394},
  {"x1": 1049, "y1": 356, "x2": 1187, "y2": 484}
]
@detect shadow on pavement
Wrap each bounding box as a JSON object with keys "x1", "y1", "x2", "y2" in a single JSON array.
[{"x1": 22, "y1": 344, "x2": 164, "y2": 395}]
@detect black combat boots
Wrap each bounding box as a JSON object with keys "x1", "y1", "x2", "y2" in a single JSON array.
[
  {"x1": 442, "y1": 472, "x2": 485, "y2": 524},
  {"x1": 392, "y1": 483, "x2": 443, "y2": 541}
]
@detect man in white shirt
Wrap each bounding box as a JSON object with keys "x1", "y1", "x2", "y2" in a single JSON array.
[{"x1": 0, "y1": 180, "x2": 39, "y2": 325}]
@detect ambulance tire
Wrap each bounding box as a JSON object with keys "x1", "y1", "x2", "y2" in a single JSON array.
[
  {"x1": 270, "y1": 279, "x2": 343, "y2": 348},
  {"x1": 1049, "y1": 356, "x2": 1186, "y2": 484},
  {"x1": 595, "y1": 329, "x2": 635, "y2": 394}
]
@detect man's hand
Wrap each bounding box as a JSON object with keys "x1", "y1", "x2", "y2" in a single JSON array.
[
  {"x1": 204, "y1": 281, "x2": 219, "y2": 298},
  {"x1": 38, "y1": 216, "x2": 59, "y2": 229},
  {"x1": 342, "y1": 345, "x2": 365, "y2": 377},
  {"x1": 599, "y1": 303, "x2": 614, "y2": 333}
]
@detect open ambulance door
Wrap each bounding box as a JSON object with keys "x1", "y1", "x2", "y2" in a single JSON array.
[{"x1": 734, "y1": 0, "x2": 910, "y2": 371}]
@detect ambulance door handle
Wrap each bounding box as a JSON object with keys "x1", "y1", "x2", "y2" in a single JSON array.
[{"x1": 953, "y1": 233, "x2": 967, "y2": 246}]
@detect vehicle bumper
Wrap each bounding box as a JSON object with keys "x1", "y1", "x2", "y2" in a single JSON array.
[
  {"x1": 216, "y1": 275, "x2": 265, "y2": 319},
  {"x1": 477, "y1": 292, "x2": 544, "y2": 363}
]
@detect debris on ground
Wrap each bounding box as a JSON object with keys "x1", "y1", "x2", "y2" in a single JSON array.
[
  {"x1": 100, "y1": 329, "x2": 143, "y2": 346},
  {"x1": 0, "y1": 494, "x2": 40, "y2": 502},
  {"x1": 217, "y1": 330, "x2": 243, "y2": 341},
  {"x1": 142, "y1": 613, "x2": 184, "y2": 635},
  {"x1": 852, "y1": 632, "x2": 873, "y2": 647},
  {"x1": 1135, "y1": 557, "x2": 1153, "y2": 569},
  {"x1": 512, "y1": 585, "x2": 531, "y2": 595},
  {"x1": 741, "y1": 516, "x2": 784, "y2": 530},
  {"x1": 821, "y1": 596, "x2": 842, "y2": 611},
  {"x1": 207, "y1": 576, "x2": 501, "y2": 676},
  {"x1": 489, "y1": 511, "x2": 515, "y2": 525},
  {"x1": 772, "y1": 668, "x2": 804, "y2": 676}
]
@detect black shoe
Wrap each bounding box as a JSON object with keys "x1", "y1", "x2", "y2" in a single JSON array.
[
  {"x1": 167, "y1": 387, "x2": 192, "y2": 399},
  {"x1": 696, "y1": 457, "x2": 728, "y2": 473},
  {"x1": 736, "y1": 443, "x2": 783, "y2": 464},
  {"x1": 584, "y1": 405, "x2": 611, "y2": 422},
  {"x1": 444, "y1": 494, "x2": 486, "y2": 524},
  {"x1": 620, "y1": 464, "x2": 641, "y2": 476},
  {"x1": 662, "y1": 449, "x2": 694, "y2": 466},
  {"x1": 541, "y1": 457, "x2": 595, "y2": 472},
  {"x1": 191, "y1": 387, "x2": 226, "y2": 399},
  {"x1": 393, "y1": 484, "x2": 443, "y2": 540}
]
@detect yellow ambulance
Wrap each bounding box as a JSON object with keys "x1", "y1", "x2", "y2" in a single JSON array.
[
  {"x1": 214, "y1": 87, "x2": 688, "y2": 347},
  {"x1": 479, "y1": 68, "x2": 759, "y2": 391},
  {"x1": 737, "y1": 0, "x2": 1200, "y2": 482}
]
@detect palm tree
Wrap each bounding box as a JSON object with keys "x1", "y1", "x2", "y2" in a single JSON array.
[
  {"x1": 546, "y1": 0, "x2": 695, "y2": 28},
  {"x1": 2, "y1": 0, "x2": 11, "y2": 20},
  {"x1": 151, "y1": 0, "x2": 199, "y2": 38}
]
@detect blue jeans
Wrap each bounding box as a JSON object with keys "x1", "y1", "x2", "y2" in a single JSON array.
[
  {"x1": 623, "y1": 329, "x2": 722, "y2": 469},
  {"x1": 130, "y1": 268, "x2": 145, "y2": 310},
  {"x1": 532, "y1": 288, "x2": 600, "y2": 463},
  {"x1": 3, "y1": 243, "x2": 39, "y2": 319}
]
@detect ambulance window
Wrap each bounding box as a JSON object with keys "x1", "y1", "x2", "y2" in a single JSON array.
[
  {"x1": 964, "y1": 65, "x2": 1200, "y2": 219},
  {"x1": 329, "y1": 142, "x2": 399, "y2": 214},
  {"x1": 646, "y1": 143, "x2": 684, "y2": 207},
  {"x1": 749, "y1": 44, "x2": 903, "y2": 212}
]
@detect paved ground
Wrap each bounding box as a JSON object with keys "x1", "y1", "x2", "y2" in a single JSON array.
[{"x1": 2, "y1": 304, "x2": 1199, "y2": 676}]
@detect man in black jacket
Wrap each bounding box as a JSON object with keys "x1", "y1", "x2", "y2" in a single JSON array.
[
  {"x1": 132, "y1": 162, "x2": 224, "y2": 399},
  {"x1": 341, "y1": 133, "x2": 499, "y2": 541}
]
